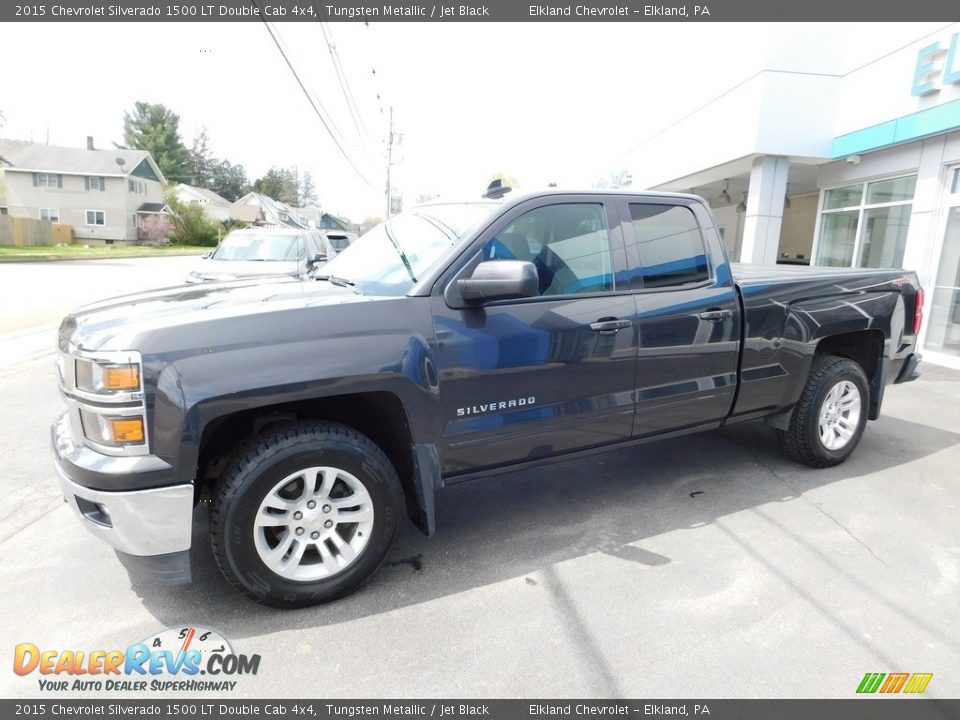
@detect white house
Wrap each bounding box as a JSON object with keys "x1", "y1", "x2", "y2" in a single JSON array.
[
  {"x1": 235, "y1": 191, "x2": 309, "y2": 229},
  {"x1": 171, "y1": 183, "x2": 260, "y2": 224}
]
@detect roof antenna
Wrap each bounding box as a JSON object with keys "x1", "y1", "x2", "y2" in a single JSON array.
[{"x1": 483, "y1": 178, "x2": 512, "y2": 200}]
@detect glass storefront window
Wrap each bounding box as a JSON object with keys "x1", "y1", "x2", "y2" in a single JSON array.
[
  {"x1": 816, "y1": 211, "x2": 859, "y2": 266},
  {"x1": 815, "y1": 174, "x2": 916, "y2": 270},
  {"x1": 857, "y1": 204, "x2": 912, "y2": 268},
  {"x1": 866, "y1": 176, "x2": 917, "y2": 204},
  {"x1": 823, "y1": 184, "x2": 863, "y2": 209},
  {"x1": 926, "y1": 206, "x2": 960, "y2": 357}
]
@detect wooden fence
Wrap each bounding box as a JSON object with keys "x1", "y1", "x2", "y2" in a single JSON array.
[{"x1": 0, "y1": 216, "x2": 72, "y2": 246}]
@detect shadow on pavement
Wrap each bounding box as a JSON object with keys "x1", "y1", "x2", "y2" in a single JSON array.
[{"x1": 128, "y1": 415, "x2": 959, "y2": 636}]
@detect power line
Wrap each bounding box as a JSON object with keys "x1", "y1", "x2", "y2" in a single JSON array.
[
  {"x1": 251, "y1": 0, "x2": 375, "y2": 189},
  {"x1": 318, "y1": 20, "x2": 373, "y2": 150},
  {"x1": 267, "y1": 18, "x2": 350, "y2": 150},
  {"x1": 361, "y1": 23, "x2": 386, "y2": 122}
]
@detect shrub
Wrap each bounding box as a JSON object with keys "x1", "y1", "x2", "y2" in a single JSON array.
[
  {"x1": 139, "y1": 214, "x2": 172, "y2": 246},
  {"x1": 165, "y1": 193, "x2": 221, "y2": 247}
]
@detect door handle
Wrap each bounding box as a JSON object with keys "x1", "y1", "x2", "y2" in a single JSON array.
[
  {"x1": 698, "y1": 309, "x2": 733, "y2": 321},
  {"x1": 589, "y1": 318, "x2": 632, "y2": 334}
]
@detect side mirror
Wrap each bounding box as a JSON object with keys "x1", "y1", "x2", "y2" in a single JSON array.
[
  {"x1": 456, "y1": 260, "x2": 538, "y2": 304},
  {"x1": 201, "y1": 252, "x2": 211, "y2": 259},
  {"x1": 308, "y1": 252, "x2": 328, "y2": 267}
]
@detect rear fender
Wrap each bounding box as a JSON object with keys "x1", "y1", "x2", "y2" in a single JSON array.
[{"x1": 785, "y1": 291, "x2": 904, "y2": 418}]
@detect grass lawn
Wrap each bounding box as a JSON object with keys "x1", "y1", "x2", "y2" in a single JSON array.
[{"x1": 0, "y1": 244, "x2": 208, "y2": 262}]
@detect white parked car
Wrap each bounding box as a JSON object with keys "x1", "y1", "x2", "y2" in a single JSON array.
[{"x1": 185, "y1": 228, "x2": 336, "y2": 283}]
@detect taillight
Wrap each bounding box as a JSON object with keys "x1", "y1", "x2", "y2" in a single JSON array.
[{"x1": 913, "y1": 287, "x2": 924, "y2": 335}]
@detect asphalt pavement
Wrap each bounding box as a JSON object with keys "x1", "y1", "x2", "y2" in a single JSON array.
[
  {"x1": 0, "y1": 255, "x2": 201, "y2": 332},
  {"x1": 0, "y1": 258, "x2": 957, "y2": 699}
]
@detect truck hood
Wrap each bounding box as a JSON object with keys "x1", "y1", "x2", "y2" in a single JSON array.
[{"x1": 60, "y1": 277, "x2": 364, "y2": 353}]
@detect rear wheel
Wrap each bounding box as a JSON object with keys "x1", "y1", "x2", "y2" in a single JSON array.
[
  {"x1": 210, "y1": 422, "x2": 403, "y2": 608},
  {"x1": 777, "y1": 354, "x2": 869, "y2": 468}
]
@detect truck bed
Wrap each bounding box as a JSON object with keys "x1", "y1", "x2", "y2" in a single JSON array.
[
  {"x1": 731, "y1": 262, "x2": 913, "y2": 289},
  {"x1": 728, "y1": 262, "x2": 921, "y2": 422}
]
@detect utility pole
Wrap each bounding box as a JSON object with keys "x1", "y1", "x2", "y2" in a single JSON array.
[{"x1": 385, "y1": 106, "x2": 394, "y2": 219}]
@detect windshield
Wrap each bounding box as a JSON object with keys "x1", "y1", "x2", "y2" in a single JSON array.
[
  {"x1": 212, "y1": 232, "x2": 304, "y2": 262},
  {"x1": 320, "y1": 203, "x2": 496, "y2": 295},
  {"x1": 327, "y1": 235, "x2": 352, "y2": 252}
]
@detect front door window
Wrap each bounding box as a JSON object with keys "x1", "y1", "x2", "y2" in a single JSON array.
[{"x1": 482, "y1": 203, "x2": 614, "y2": 296}]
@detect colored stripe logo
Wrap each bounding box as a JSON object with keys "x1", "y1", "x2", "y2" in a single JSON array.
[{"x1": 857, "y1": 672, "x2": 933, "y2": 694}]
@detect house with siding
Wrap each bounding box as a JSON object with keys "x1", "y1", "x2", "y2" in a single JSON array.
[
  {"x1": 318, "y1": 211, "x2": 353, "y2": 233},
  {"x1": 234, "y1": 191, "x2": 309, "y2": 229},
  {"x1": 0, "y1": 137, "x2": 167, "y2": 243},
  {"x1": 0, "y1": 151, "x2": 12, "y2": 214},
  {"x1": 171, "y1": 184, "x2": 261, "y2": 225}
]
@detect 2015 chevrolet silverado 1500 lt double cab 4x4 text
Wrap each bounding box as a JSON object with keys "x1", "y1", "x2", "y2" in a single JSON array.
[{"x1": 52, "y1": 190, "x2": 924, "y2": 607}]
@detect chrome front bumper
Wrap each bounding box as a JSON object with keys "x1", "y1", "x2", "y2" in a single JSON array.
[{"x1": 52, "y1": 413, "x2": 194, "y2": 559}]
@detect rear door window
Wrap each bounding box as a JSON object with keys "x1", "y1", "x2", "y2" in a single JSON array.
[{"x1": 628, "y1": 204, "x2": 710, "y2": 289}]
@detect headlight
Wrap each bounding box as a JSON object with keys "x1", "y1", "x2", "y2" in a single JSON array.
[
  {"x1": 75, "y1": 359, "x2": 141, "y2": 394},
  {"x1": 79, "y1": 410, "x2": 146, "y2": 447}
]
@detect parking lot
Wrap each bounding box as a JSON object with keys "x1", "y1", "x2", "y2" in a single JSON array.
[{"x1": 0, "y1": 258, "x2": 958, "y2": 699}]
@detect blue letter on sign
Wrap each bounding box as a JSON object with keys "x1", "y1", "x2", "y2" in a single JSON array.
[
  {"x1": 913, "y1": 42, "x2": 941, "y2": 96},
  {"x1": 944, "y1": 33, "x2": 960, "y2": 86}
]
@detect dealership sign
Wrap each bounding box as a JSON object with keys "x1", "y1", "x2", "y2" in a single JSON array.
[{"x1": 912, "y1": 32, "x2": 960, "y2": 96}]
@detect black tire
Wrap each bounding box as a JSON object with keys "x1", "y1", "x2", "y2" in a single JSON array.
[
  {"x1": 777, "y1": 354, "x2": 870, "y2": 468},
  {"x1": 210, "y1": 421, "x2": 403, "y2": 608}
]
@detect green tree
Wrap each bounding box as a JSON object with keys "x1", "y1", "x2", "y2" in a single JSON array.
[
  {"x1": 122, "y1": 102, "x2": 190, "y2": 182},
  {"x1": 188, "y1": 127, "x2": 215, "y2": 188},
  {"x1": 164, "y1": 193, "x2": 220, "y2": 246},
  {"x1": 487, "y1": 172, "x2": 519, "y2": 190},
  {"x1": 254, "y1": 166, "x2": 298, "y2": 205},
  {"x1": 298, "y1": 170, "x2": 318, "y2": 206},
  {"x1": 593, "y1": 169, "x2": 632, "y2": 190},
  {"x1": 361, "y1": 216, "x2": 383, "y2": 232},
  {"x1": 210, "y1": 160, "x2": 250, "y2": 202}
]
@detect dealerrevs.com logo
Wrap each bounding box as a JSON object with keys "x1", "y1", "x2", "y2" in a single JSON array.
[{"x1": 14, "y1": 626, "x2": 261, "y2": 693}]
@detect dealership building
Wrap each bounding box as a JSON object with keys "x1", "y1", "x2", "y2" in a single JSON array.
[{"x1": 624, "y1": 23, "x2": 960, "y2": 369}]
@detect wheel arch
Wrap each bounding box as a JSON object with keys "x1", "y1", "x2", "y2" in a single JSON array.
[
  {"x1": 765, "y1": 327, "x2": 888, "y2": 431},
  {"x1": 195, "y1": 391, "x2": 435, "y2": 535},
  {"x1": 814, "y1": 329, "x2": 886, "y2": 420}
]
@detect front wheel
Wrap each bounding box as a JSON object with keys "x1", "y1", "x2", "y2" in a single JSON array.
[
  {"x1": 777, "y1": 354, "x2": 869, "y2": 468},
  {"x1": 210, "y1": 422, "x2": 403, "y2": 608}
]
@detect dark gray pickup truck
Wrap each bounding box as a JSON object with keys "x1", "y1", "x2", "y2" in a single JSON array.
[{"x1": 52, "y1": 190, "x2": 923, "y2": 607}]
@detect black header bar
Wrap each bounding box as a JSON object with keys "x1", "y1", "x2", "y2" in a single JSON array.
[
  {"x1": 4, "y1": 0, "x2": 960, "y2": 22},
  {"x1": 3, "y1": 700, "x2": 960, "y2": 720}
]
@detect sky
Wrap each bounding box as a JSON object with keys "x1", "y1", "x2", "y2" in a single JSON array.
[{"x1": 0, "y1": 21, "x2": 948, "y2": 221}]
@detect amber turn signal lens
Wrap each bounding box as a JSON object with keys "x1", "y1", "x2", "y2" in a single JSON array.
[
  {"x1": 110, "y1": 418, "x2": 144, "y2": 443},
  {"x1": 104, "y1": 366, "x2": 140, "y2": 390}
]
